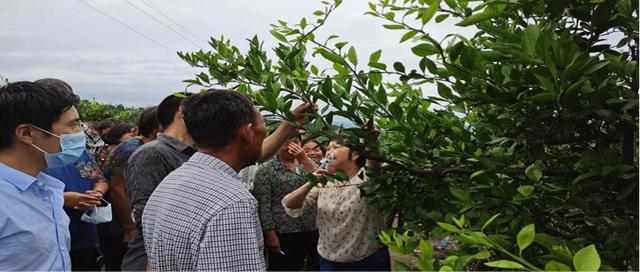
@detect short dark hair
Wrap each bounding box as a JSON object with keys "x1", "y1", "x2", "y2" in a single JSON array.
[
  {"x1": 101, "y1": 123, "x2": 136, "y2": 145},
  {"x1": 35, "y1": 78, "x2": 73, "y2": 94},
  {"x1": 348, "y1": 149, "x2": 367, "y2": 168},
  {"x1": 97, "y1": 118, "x2": 118, "y2": 131},
  {"x1": 181, "y1": 89, "x2": 256, "y2": 149},
  {"x1": 0, "y1": 81, "x2": 79, "y2": 149},
  {"x1": 157, "y1": 92, "x2": 193, "y2": 130},
  {"x1": 137, "y1": 106, "x2": 159, "y2": 137}
]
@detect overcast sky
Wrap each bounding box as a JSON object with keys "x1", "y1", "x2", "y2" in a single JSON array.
[{"x1": 0, "y1": 0, "x2": 475, "y2": 107}]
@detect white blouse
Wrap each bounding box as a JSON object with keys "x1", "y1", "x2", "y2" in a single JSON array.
[{"x1": 282, "y1": 171, "x2": 386, "y2": 263}]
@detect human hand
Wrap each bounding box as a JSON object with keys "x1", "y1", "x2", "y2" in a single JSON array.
[
  {"x1": 288, "y1": 142, "x2": 307, "y2": 160},
  {"x1": 84, "y1": 190, "x2": 104, "y2": 199},
  {"x1": 64, "y1": 192, "x2": 101, "y2": 210},
  {"x1": 265, "y1": 231, "x2": 281, "y2": 254},
  {"x1": 291, "y1": 103, "x2": 318, "y2": 125}
]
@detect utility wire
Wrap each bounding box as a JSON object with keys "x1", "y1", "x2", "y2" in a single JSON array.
[
  {"x1": 73, "y1": 0, "x2": 174, "y2": 53},
  {"x1": 137, "y1": 0, "x2": 209, "y2": 45},
  {"x1": 121, "y1": 0, "x2": 203, "y2": 48}
]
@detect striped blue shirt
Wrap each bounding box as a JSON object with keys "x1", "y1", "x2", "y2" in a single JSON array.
[{"x1": 0, "y1": 163, "x2": 71, "y2": 271}]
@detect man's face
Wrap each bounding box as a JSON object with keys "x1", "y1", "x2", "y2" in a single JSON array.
[
  {"x1": 244, "y1": 110, "x2": 267, "y2": 165},
  {"x1": 33, "y1": 106, "x2": 82, "y2": 153}
]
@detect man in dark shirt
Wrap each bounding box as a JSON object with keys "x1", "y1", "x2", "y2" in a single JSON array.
[{"x1": 122, "y1": 93, "x2": 316, "y2": 271}]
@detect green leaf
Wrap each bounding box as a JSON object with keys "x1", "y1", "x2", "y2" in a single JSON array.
[
  {"x1": 313, "y1": 10, "x2": 324, "y2": 16},
  {"x1": 419, "y1": 239, "x2": 434, "y2": 258},
  {"x1": 393, "y1": 62, "x2": 405, "y2": 73},
  {"x1": 517, "y1": 224, "x2": 535, "y2": 254},
  {"x1": 452, "y1": 214, "x2": 465, "y2": 228},
  {"x1": 300, "y1": 17, "x2": 307, "y2": 29},
  {"x1": 473, "y1": 250, "x2": 491, "y2": 259},
  {"x1": 517, "y1": 185, "x2": 534, "y2": 197},
  {"x1": 389, "y1": 102, "x2": 403, "y2": 118},
  {"x1": 437, "y1": 82, "x2": 455, "y2": 99},
  {"x1": 270, "y1": 30, "x2": 288, "y2": 43},
  {"x1": 573, "y1": 244, "x2": 601, "y2": 272},
  {"x1": 347, "y1": 46, "x2": 358, "y2": 66},
  {"x1": 526, "y1": 92, "x2": 558, "y2": 103},
  {"x1": 449, "y1": 186, "x2": 470, "y2": 202},
  {"x1": 412, "y1": 43, "x2": 439, "y2": 56},
  {"x1": 369, "y1": 50, "x2": 382, "y2": 64},
  {"x1": 525, "y1": 165, "x2": 542, "y2": 181},
  {"x1": 310, "y1": 65, "x2": 319, "y2": 75},
  {"x1": 545, "y1": 260, "x2": 571, "y2": 271},
  {"x1": 400, "y1": 30, "x2": 418, "y2": 43},
  {"x1": 420, "y1": 0, "x2": 440, "y2": 24},
  {"x1": 481, "y1": 213, "x2": 501, "y2": 232},
  {"x1": 484, "y1": 260, "x2": 527, "y2": 270},
  {"x1": 437, "y1": 222, "x2": 461, "y2": 233},
  {"x1": 383, "y1": 24, "x2": 405, "y2": 30},
  {"x1": 439, "y1": 265, "x2": 454, "y2": 272},
  {"x1": 435, "y1": 14, "x2": 449, "y2": 23},
  {"x1": 392, "y1": 260, "x2": 412, "y2": 271},
  {"x1": 319, "y1": 49, "x2": 346, "y2": 66},
  {"x1": 456, "y1": 11, "x2": 498, "y2": 27},
  {"x1": 572, "y1": 172, "x2": 598, "y2": 185},
  {"x1": 470, "y1": 170, "x2": 485, "y2": 179}
]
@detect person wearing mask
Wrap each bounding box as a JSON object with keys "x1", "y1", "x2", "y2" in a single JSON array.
[
  {"x1": 283, "y1": 140, "x2": 390, "y2": 271},
  {"x1": 252, "y1": 135, "x2": 319, "y2": 271},
  {"x1": 0, "y1": 81, "x2": 81, "y2": 271},
  {"x1": 101, "y1": 123, "x2": 137, "y2": 153},
  {"x1": 37, "y1": 80, "x2": 110, "y2": 271},
  {"x1": 123, "y1": 92, "x2": 316, "y2": 271},
  {"x1": 100, "y1": 107, "x2": 159, "y2": 271}
]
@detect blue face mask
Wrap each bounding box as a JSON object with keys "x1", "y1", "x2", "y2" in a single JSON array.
[{"x1": 30, "y1": 125, "x2": 87, "y2": 168}]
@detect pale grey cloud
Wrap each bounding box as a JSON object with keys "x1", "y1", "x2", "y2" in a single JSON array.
[{"x1": 0, "y1": 0, "x2": 475, "y2": 107}]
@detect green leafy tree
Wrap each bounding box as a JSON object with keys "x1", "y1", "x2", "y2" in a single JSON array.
[
  {"x1": 179, "y1": 0, "x2": 638, "y2": 270},
  {"x1": 76, "y1": 99, "x2": 144, "y2": 124}
]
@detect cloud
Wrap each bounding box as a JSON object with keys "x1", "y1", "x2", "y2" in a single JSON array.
[{"x1": 0, "y1": 0, "x2": 476, "y2": 107}]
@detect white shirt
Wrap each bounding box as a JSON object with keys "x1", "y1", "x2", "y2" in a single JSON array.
[{"x1": 283, "y1": 170, "x2": 386, "y2": 263}]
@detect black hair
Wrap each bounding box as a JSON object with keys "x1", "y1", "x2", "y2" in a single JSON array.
[
  {"x1": 35, "y1": 78, "x2": 74, "y2": 94},
  {"x1": 181, "y1": 89, "x2": 256, "y2": 150},
  {"x1": 137, "y1": 106, "x2": 159, "y2": 137},
  {"x1": 157, "y1": 92, "x2": 193, "y2": 130},
  {"x1": 0, "y1": 81, "x2": 79, "y2": 149},
  {"x1": 97, "y1": 118, "x2": 118, "y2": 131},
  {"x1": 102, "y1": 123, "x2": 135, "y2": 145},
  {"x1": 303, "y1": 138, "x2": 325, "y2": 154},
  {"x1": 348, "y1": 149, "x2": 367, "y2": 168}
]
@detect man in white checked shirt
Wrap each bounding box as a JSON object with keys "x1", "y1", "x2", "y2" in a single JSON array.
[{"x1": 142, "y1": 89, "x2": 315, "y2": 271}]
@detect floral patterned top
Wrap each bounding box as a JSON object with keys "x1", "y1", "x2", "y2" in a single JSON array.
[
  {"x1": 283, "y1": 170, "x2": 386, "y2": 263},
  {"x1": 252, "y1": 156, "x2": 317, "y2": 234}
]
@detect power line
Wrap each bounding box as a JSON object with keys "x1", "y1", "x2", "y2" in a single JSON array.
[
  {"x1": 137, "y1": 0, "x2": 209, "y2": 45},
  {"x1": 73, "y1": 0, "x2": 174, "y2": 53},
  {"x1": 121, "y1": 0, "x2": 203, "y2": 48}
]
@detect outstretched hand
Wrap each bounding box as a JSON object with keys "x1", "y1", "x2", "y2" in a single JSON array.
[{"x1": 291, "y1": 102, "x2": 318, "y2": 125}]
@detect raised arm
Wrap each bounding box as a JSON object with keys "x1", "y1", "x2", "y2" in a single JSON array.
[{"x1": 259, "y1": 103, "x2": 317, "y2": 162}]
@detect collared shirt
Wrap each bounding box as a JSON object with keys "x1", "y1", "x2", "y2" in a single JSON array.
[
  {"x1": 0, "y1": 163, "x2": 71, "y2": 271},
  {"x1": 252, "y1": 156, "x2": 316, "y2": 233},
  {"x1": 142, "y1": 152, "x2": 265, "y2": 271},
  {"x1": 283, "y1": 170, "x2": 386, "y2": 263},
  {"x1": 125, "y1": 133, "x2": 195, "y2": 228},
  {"x1": 122, "y1": 133, "x2": 195, "y2": 271}
]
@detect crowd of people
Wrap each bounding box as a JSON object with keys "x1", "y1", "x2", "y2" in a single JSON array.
[{"x1": 0, "y1": 79, "x2": 391, "y2": 271}]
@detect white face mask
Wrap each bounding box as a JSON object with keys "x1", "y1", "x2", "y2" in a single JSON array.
[{"x1": 80, "y1": 198, "x2": 112, "y2": 224}]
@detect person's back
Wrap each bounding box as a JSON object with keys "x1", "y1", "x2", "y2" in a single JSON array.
[{"x1": 143, "y1": 152, "x2": 264, "y2": 270}]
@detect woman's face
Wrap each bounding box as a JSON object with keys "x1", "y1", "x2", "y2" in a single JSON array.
[
  {"x1": 119, "y1": 130, "x2": 135, "y2": 143},
  {"x1": 327, "y1": 143, "x2": 356, "y2": 172},
  {"x1": 302, "y1": 141, "x2": 323, "y2": 163}
]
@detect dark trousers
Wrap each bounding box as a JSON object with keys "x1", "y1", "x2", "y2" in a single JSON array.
[
  {"x1": 121, "y1": 230, "x2": 147, "y2": 271},
  {"x1": 268, "y1": 231, "x2": 319, "y2": 271},
  {"x1": 319, "y1": 247, "x2": 390, "y2": 271},
  {"x1": 70, "y1": 247, "x2": 99, "y2": 271},
  {"x1": 99, "y1": 235, "x2": 127, "y2": 271}
]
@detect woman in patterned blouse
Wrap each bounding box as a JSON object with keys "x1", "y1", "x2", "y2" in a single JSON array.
[{"x1": 283, "y1": 142, "x2": 390, "y2": 271}]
